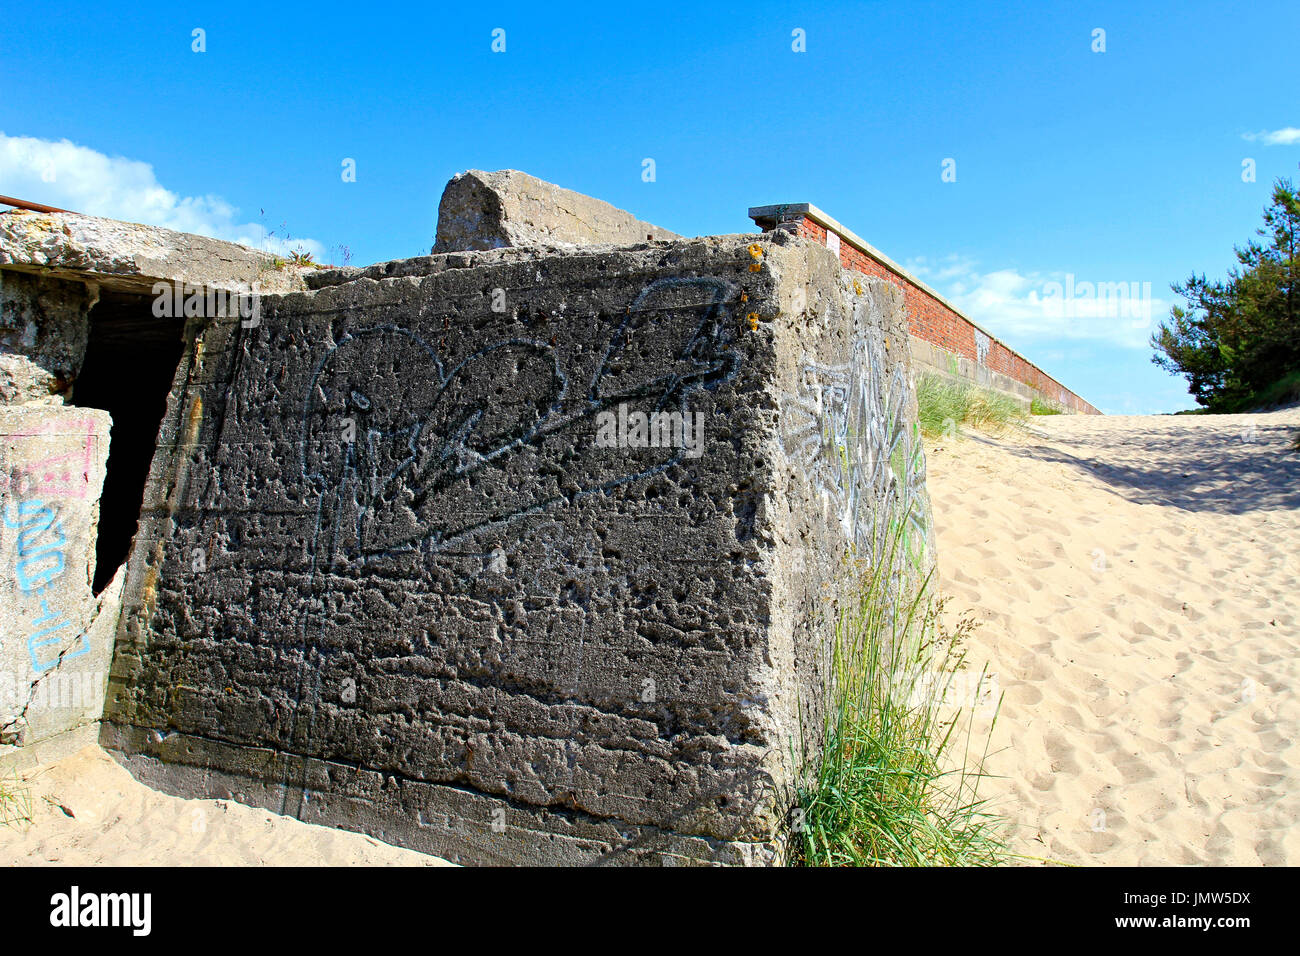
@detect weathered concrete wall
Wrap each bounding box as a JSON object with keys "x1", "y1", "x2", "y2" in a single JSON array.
[
  {"x1": 0, "y1": 405, "x2": 118, "y2": 770},
  {"x1": 433, "y1": 170, "x2": 680, "y2": 253},
  {"x1": 100, "y1": 231, "x2": 931, "y2": 864},
  {"x1": 909, "y1": 336, "x2": 1043, "y2": 411}
]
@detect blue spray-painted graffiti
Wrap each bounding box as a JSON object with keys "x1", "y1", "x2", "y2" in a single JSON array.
[{"x1": 4, "y1": 494, "x2": 89, "y2": 672}]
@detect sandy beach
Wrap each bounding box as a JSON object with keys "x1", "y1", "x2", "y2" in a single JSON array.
[
  {"x1": 3, "y1": 408, "x2": 1296, "y2": 867},
  {"x1": 927, "y1": 406, "x2": 1300, "y2": 865},
  {"x1": 0, "y1": 747, "x2": 449, "y2": 866}
]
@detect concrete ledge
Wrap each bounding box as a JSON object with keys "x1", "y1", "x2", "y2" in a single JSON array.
[
  {"x1": 0, "y1": 720, "x2": 99, "y2": 774},
  {"x1": 101, "y1": 723, "x2": 777, "y2": 866},
  {"x1": 0, "y1": 210, "x2": 309, "y2": 296}
]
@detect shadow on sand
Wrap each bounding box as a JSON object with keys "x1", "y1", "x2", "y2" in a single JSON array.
[{"x1": 976, "y1": 416, "x2": 1300, "y2": 515}]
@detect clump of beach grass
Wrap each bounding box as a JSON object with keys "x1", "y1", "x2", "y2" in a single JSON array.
[
  {"x1": 916, "y1": 373, "x2": 1025, "y2": 438},
  {"x1": 0, "y1": 770, "x2": 33, "y2": 830},
  {"x1": 790, "y1": 526, "x2": 1008, "y2": 866},
  {"x1": 1030, "y1": 397, "x2": 1063, "y2": 416}
]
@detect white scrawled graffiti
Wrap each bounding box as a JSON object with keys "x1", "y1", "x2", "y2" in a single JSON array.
[{"x1": 779, "y1": 328, "x2": 931, "y2": 576}]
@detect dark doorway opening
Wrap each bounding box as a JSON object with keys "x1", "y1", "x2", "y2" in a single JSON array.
[{"x1": 71, "y1": 290, "x2": 186, "y2": 593}]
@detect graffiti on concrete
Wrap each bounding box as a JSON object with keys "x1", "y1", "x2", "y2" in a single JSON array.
[
  {"x1": 1, "y1": 418, "x2": 98, "y2": 676},
  {"x1": 780, "y1": 330, "x2": 931, "y2": 574},
  {"x1": 3, "y1": 493, "x2": 89, "y2": 672},
  {"x1": 299, "y1": 276, "x2": 742, "y2": 561}
]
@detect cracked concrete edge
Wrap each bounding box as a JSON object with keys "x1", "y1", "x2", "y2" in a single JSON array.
[
  {"x1": 0, "y1": 566, "x2": 124, "y2": 772},
  {"x1": 3, "y1": 563, "x2": 126, "y2": 749},
  {"x1": 1, "y1": 405, "x2": 117, "y2": 757},
  {"x1": 0, "y1": 269, "x2": 99, "y2": 405},
  {"x1": 0, "y1": 721, "x2": 101, "y2": 775}
]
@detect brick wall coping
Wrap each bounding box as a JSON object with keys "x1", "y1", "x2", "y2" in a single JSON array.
[{"x1": 748, "y1": 202, "x2": 1081, "y2": 401}]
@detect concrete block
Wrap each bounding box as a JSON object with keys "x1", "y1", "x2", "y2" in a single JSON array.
[
  {"x1": 102, "y1": 232, "x2": 932, "y2": 864},
  {"x1": 433, "y1": 169, "x2": 680, "y2": 253},
  {"x1": 0, "y1": 405, "x2": 114, "y2": 757}
]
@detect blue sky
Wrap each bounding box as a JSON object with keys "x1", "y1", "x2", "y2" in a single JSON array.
[{"x1": 2, "y1": 0, "x2": 1297, "y2": 414}]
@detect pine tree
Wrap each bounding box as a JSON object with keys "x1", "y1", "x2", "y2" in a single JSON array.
[{"x1": 1153, "y1": 171, "x2": 1300, "y2": 410}]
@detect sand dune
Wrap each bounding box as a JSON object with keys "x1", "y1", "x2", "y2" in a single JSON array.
[
  {"x1": 0, "y1": 746, "x2": 450, "y2": 866},
  {"x1": 927, "y1": 406, "x2": 1300, "y2": 865}
]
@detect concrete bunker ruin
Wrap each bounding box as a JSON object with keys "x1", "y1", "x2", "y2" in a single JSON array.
[
  {"x1": 1, "y1": 171, "x2": 936, "y2": 864},
  {"x1": 1, "y1": 213, "x2": 306, "y2": 765}
]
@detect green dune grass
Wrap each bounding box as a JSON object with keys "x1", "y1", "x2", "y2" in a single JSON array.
[
  {"x1": 916, "y1": 374, "x2": 1026, "y2": 438},
  {"x1": 791, "y1": 524, "x2": 1008, "y2": 866}
]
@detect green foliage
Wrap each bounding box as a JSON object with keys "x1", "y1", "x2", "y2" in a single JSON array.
[
  {"x1": 791, "y1": 524, "x2": 1008, "y2": 867},
  {"x1": 1030, "y1": 397, "x2": 1063, "y2": 415},
  {"x1": 1238, "y1": 368, "x2": 1300, "y2": 411},
  {"x1": 916, "y1": 374, "x2": 1025, "y2": 437},
  {"x1": 1152, "y1": 173, "x2": 1300, "y2": 411}
]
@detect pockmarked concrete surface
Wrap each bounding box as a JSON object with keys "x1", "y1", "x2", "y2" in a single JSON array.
[{"x1": 102, "y1": 231, "x2": 932, "y2": 864}]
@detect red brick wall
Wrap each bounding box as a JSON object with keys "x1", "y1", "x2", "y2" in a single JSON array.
[{"x1": 765, "y1": 215, "x2": 1100, "y2": 415}]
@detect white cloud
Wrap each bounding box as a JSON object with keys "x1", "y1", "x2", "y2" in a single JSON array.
[
  {"x1": 906, "y1": 254, "x2": 1170, "y2": 350},
  {"x1": 0, "y1": 132, "x2": 325, "y2": 258},
  {"x1": 1242, "y1": 127, "x2": 1300, "y2": 146}
]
